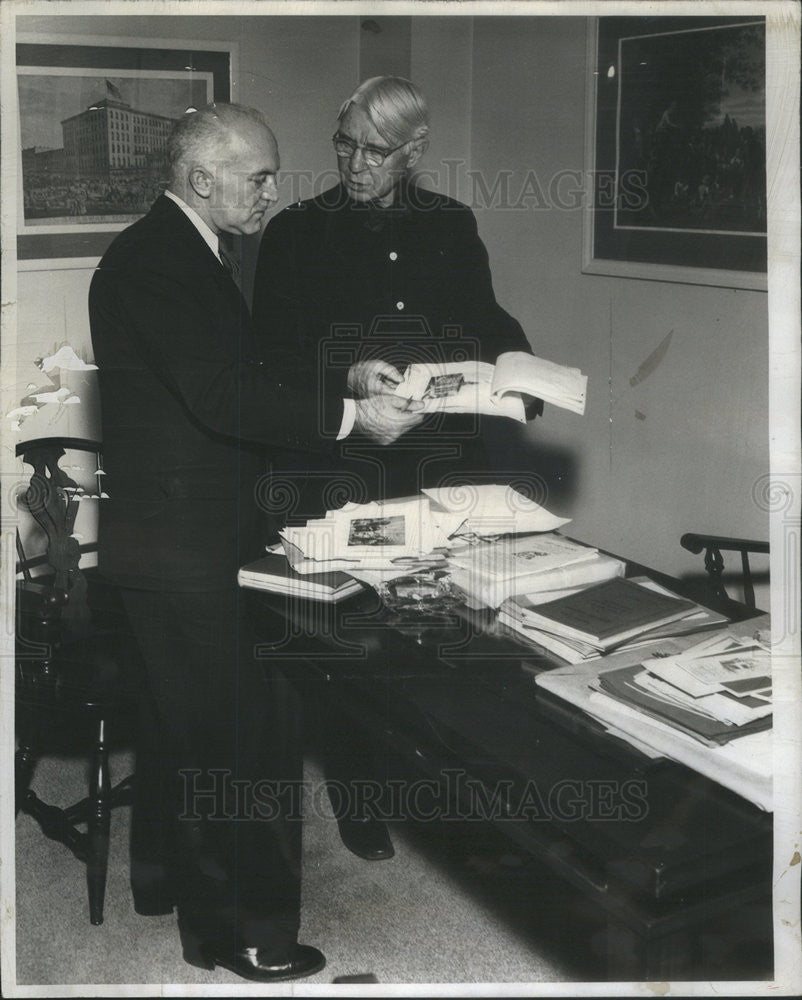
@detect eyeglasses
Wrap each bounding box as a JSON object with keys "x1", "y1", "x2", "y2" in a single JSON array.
[{"x1": 332, "y1": 133, "x2": 410, "y2": 167}]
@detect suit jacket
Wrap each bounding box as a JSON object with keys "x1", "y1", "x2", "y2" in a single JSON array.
[
  {"x1": 89, "y1": 195, "x2": 340, "y2": 590},
  {"x1": 251, "y1": 182, "x2": 541, "y2": 508}
]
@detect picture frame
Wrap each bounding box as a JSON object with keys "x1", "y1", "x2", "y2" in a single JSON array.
[
  {"x1": 582, "y1": 16, "x2": 768, "y2": 290},
  {"x1": 15, "y1": 34, "x2": 235, "y2": 270}
]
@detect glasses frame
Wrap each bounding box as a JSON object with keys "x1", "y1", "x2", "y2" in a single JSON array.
[{"x1": 331, "y1": 132, "x2": 411, "y2": 167}]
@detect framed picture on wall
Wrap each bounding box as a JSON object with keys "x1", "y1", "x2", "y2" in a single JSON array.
[
  {"x1": 582, "y1": 16, "x2": 768, "y2": 290},
  {"x1": 15, "y1": 34, "x2": 235, "y2": 269}
]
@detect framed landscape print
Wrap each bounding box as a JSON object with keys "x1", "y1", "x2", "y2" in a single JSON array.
[
  {"x1": 583, "y1": 16, "x2": 768, "y2": 289},
  {"x1": 15, "y1": 35, "x2": 234, "y2": 267}
]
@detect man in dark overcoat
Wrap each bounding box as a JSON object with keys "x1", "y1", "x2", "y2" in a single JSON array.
[
  {"x1": 89, "y1": 101, "x2": 423, "y2": 982},
  {"x1": 252, "y1": 77, "x2": 541, "y2": 864}
]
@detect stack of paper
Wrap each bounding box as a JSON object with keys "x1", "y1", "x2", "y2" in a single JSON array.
[
  {"x1": 446, "y1": 532, "x2": 602, "y2": 608},
  {"x1": 279, "y1": 496, "x2": 464, "y2": 575},
  {"x1": 498, "y1": 576, "x2": 725, "y2": 663}
]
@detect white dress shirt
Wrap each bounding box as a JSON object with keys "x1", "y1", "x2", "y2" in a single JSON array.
[{"x1": 164, "y1": 189, "x2": 222, "y2": 262}]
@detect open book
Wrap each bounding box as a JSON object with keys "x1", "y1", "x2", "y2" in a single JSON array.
[{"x1": 393, "y1": 351, "x2": 587, "y2": 421}]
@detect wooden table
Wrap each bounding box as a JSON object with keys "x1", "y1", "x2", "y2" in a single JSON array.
[{"x1": 245, "y1": 564, "x2": 772, "y2": 980}]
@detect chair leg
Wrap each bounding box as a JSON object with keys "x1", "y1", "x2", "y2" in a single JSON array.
[
  {"x1": 15, "y1": 742, "x2": 38, "y2": 816},
  {"x1": 86, "y1": 716, "x2": 111, "y2": 926},
  {"x1": 15, "y1": 700, "x2": 40, "y2": 815}
]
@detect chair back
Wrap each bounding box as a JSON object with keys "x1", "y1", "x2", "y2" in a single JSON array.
[
  {"x1": 680, "y1": 532, "x2": 769, "y2": 611},
  {"x1": 16, "y1": 436, "x2": 104, "y2": 638},
  {"x1": 14, "y1": 440, "x2": 136, "y2": 926}
]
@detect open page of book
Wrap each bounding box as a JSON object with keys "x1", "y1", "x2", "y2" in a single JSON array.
[
  {"x1": 491, "y1": 351, "x2": 588, "y2": 415},
  {"x1": 393, "y1": 361, "x2": 526, "y2": 423}
]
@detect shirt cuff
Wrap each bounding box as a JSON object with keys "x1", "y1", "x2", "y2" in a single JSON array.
[{"x1": 337, "y1": 398, "x2": 356, "y2": 440}]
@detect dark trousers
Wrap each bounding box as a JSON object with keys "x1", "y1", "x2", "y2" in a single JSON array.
[
  {"x1": 322, "y1": 697, "x2": 395, "y2": 823},
  {"x1": 120, "y1": 587, "x2": 303, "y2": 953}
]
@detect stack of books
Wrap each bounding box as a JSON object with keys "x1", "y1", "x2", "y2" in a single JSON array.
[
  {"x1": 447, "y1": 532, "x2": 624, "y2": 609},
  {"x1": 498, "y1": 576, "x2": 728, "y2": 663},
  {"x1": 237, "y1": 550, "x2": 364, "y2": 603},
  {"x1": 590, "y1": 632, "x2": 772, "y2": 746}
]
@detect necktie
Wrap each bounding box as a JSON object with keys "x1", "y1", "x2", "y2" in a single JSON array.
[{"x1": 218, "y1": 241, "x2": 241, "y2": 290}]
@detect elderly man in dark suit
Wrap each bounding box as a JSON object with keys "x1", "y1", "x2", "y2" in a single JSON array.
[
  {"x1": 252, "y1": 78, "x2": 541, "y2": 865},
  {"x1": 89, "y1": 102, "x2": 423, "y2": 983}
]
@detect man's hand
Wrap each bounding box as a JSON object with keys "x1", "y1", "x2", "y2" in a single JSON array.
[
  {"x1": 347, "y1": 359, "x2": 403, "y2": 398},
  {"x1": 353, "y1": 395, "x2": 425, "y2": 445}
]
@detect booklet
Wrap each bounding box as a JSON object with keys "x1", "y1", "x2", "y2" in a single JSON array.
[
  {"x1": 237, "y1": 552, "x2": 363, "y2": 602},
  {"x1": 515, "y1": 576, "x2": 697, "y2": 649},
  {"x1": 393, "y1": 351, "x2": 587, "y2": 421}
]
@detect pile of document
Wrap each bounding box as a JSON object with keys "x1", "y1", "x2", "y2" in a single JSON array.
[
  {"x1": 591, "y1": 632, "x2": 772, "y2": 746},
  {"x1": 447, "y1": 532, "x2": 623, "y2": 609},
  {"x1": 278, "y1": 496, "x2": 464, "y2": 576},
  {"x1": 278, "y1": 485, "x2": 575, "y2": 586},
  {"x1": 499, "y1": 576, "x2": 728, "y2": 663}
]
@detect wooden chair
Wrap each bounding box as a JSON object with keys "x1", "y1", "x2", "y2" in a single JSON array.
[
  {"x1": 15, "y1": 436, "x2": 141, "y2": 925},
  {"x1": 680, "y1": 532, "x2": 769, "y2": 612}
]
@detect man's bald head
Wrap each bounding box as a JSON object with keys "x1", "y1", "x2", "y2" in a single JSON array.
[
  {"x1": 166, "y1": 103, "x2": 279, "y2": 236},
  {"x1": 167, "y1": 102, "x2": 273, "y2": 188}
]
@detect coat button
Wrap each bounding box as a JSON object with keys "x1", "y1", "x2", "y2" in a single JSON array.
[
  {"x1": 389, "y1": 251, "x2": 398, "y2": 261},
  {"x1": 396, "y1": 301, "x2": 404, "y2": 310}
]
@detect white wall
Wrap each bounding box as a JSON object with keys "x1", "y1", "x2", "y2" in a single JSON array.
[{"x1": 410, "y1": 16, "x2": 473, "y2": 202}]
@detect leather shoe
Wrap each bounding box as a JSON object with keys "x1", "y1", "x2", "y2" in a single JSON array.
[
  {"x1": 192, "y1": 943, "x2": 325, "y2": 982},
  {"x1": 337, "y1": 816, "x2": 394, "y2": 861}
]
